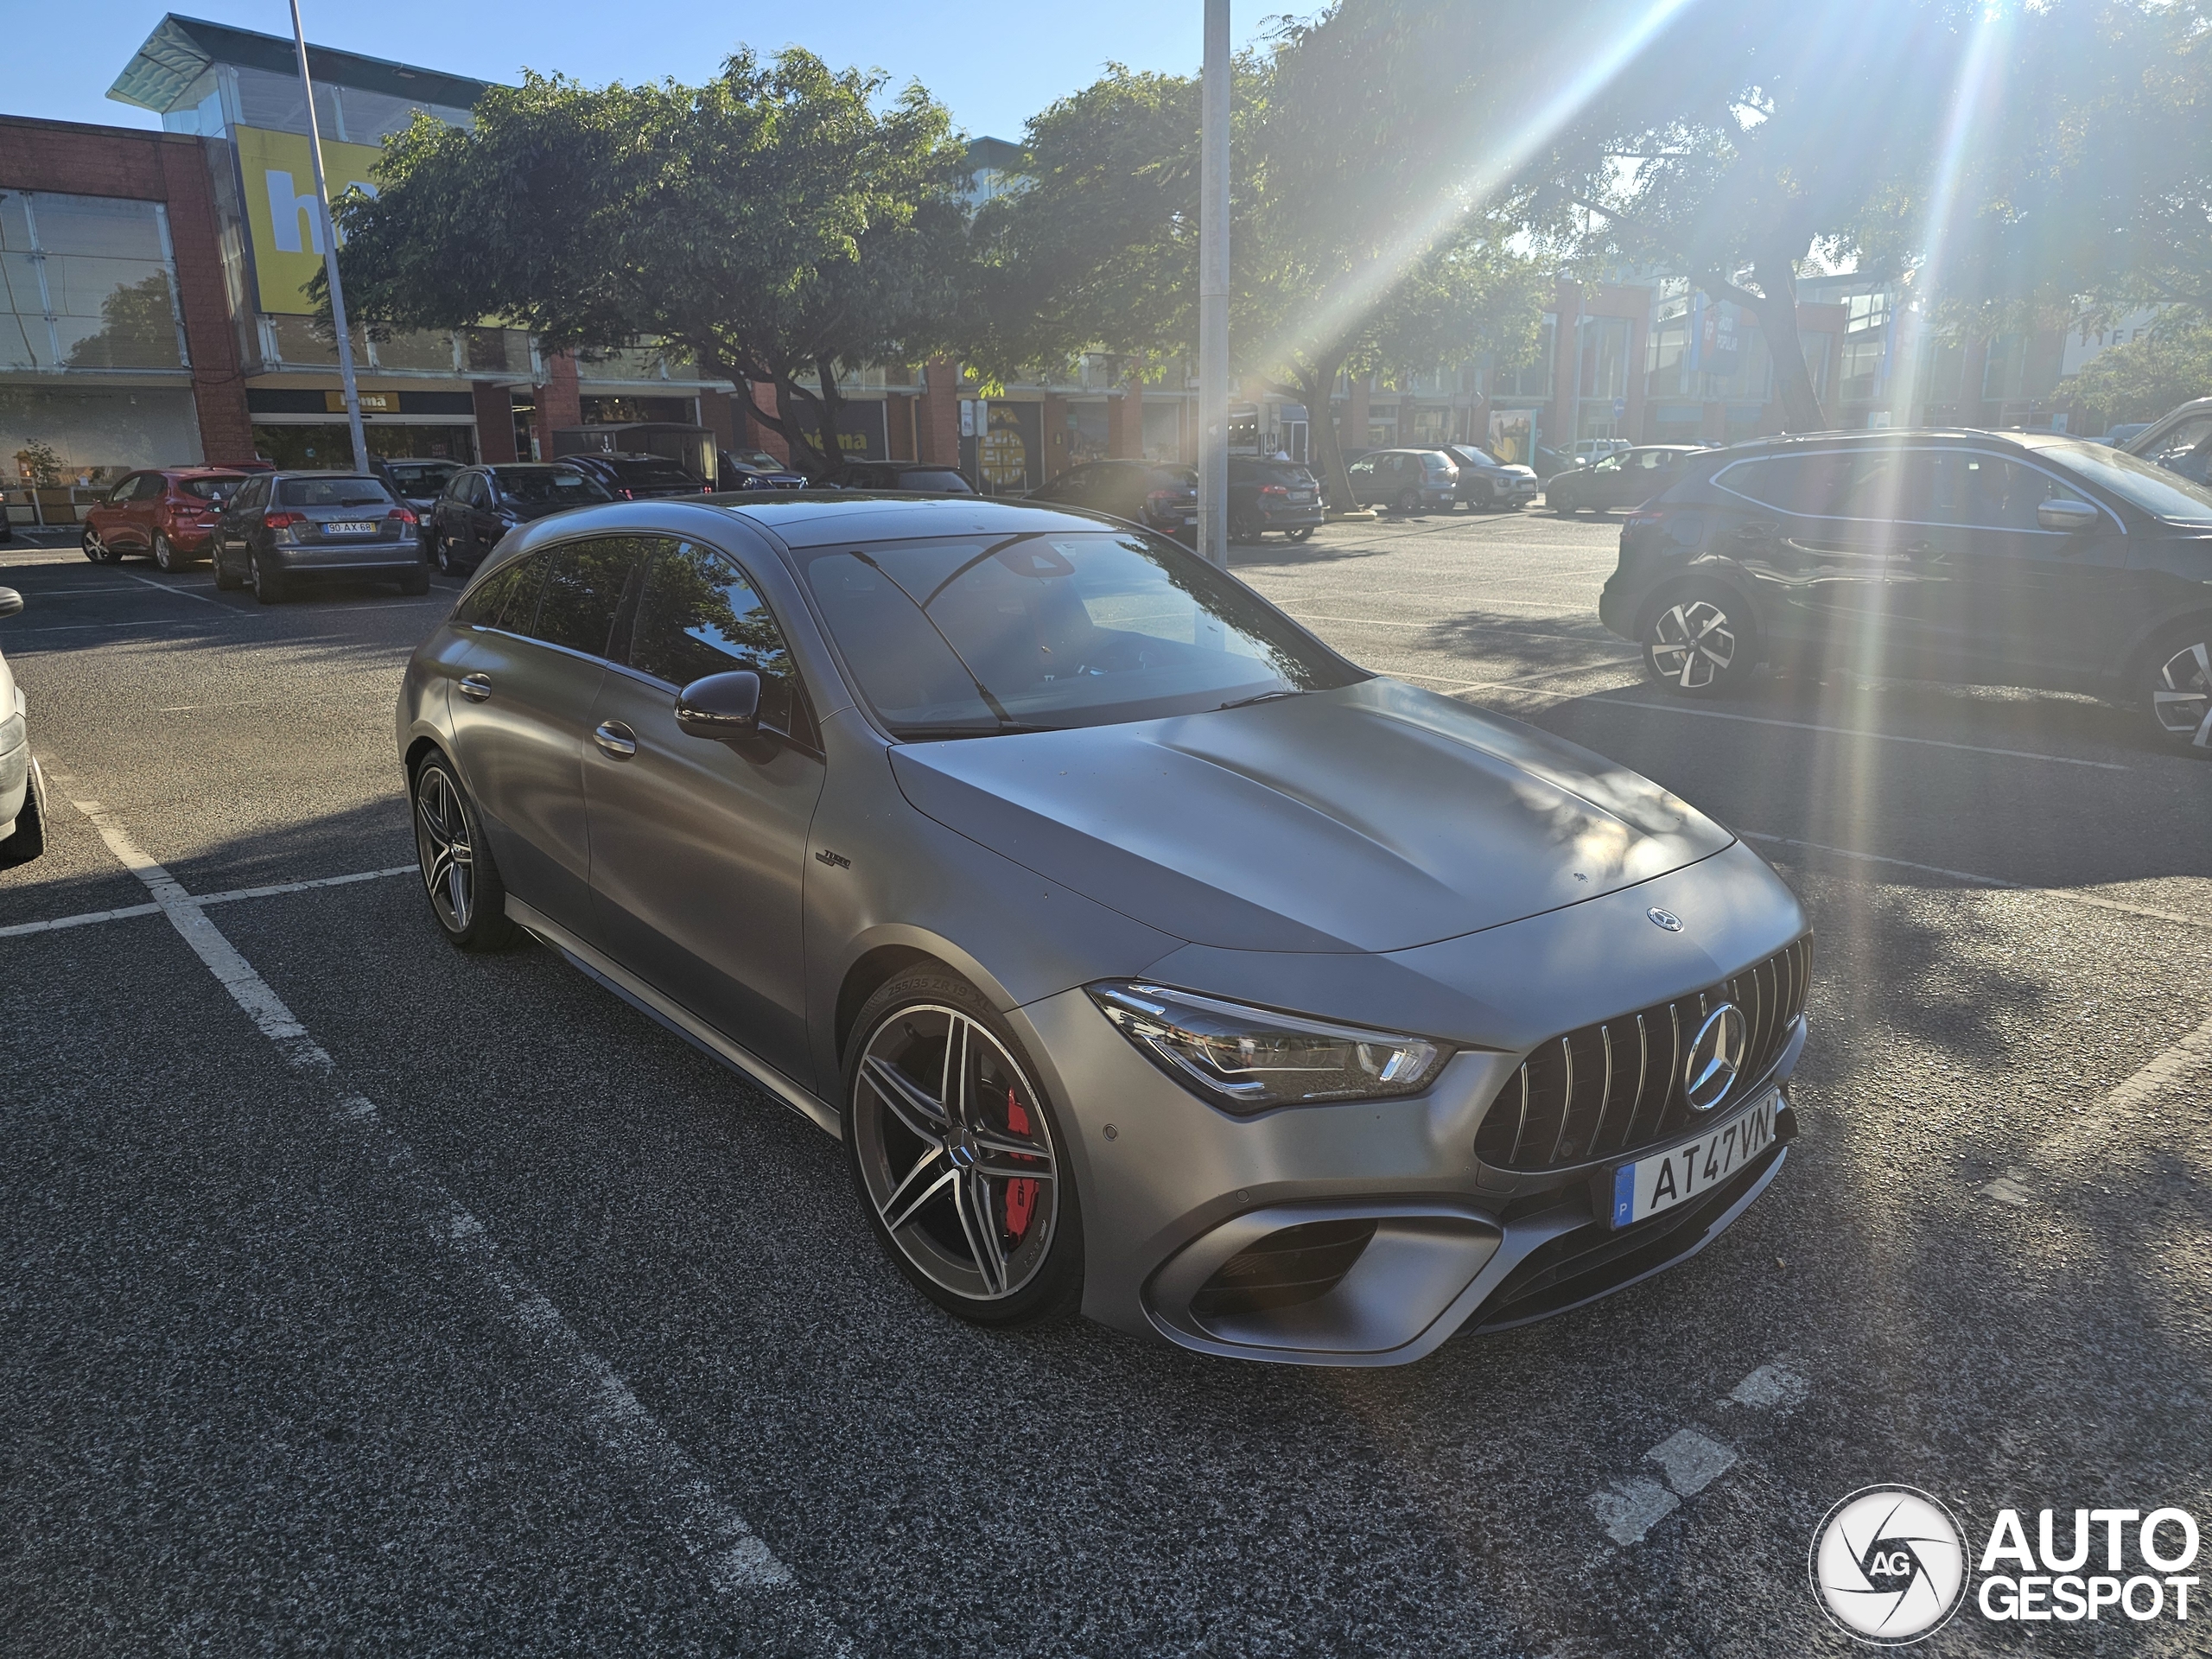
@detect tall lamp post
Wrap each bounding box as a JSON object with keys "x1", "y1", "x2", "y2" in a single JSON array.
[
  {"x1": 1197, "y1": 0, "x2": 1230, "y2": 569},
  {"x1": 289, "y1": 0, "x2": 371, "y2": 476}
]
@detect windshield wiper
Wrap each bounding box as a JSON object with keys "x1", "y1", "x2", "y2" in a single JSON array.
[
  {"x1": 893, "y1": 721, "x2": 1062, "y2": 741},
  {"x1": 1217, "y1": 690, "x2": 1305, "y2": 710}
]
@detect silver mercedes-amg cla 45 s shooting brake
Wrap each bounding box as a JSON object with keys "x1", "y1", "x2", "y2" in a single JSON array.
[{"x1": 396, "y1": 493, "x2": 1811, "y2": 1366}]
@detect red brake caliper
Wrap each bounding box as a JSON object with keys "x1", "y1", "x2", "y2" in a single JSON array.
[{"x1": 1003, "y1": 1087, "x2": 1039, "y2": 1242}]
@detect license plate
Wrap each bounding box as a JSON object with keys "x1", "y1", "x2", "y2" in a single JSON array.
[
  {"x1": 324, "y1": 520, "x2": 378, "y2": 535},
  {"x1": 1610, "y1": 1090, "x2": 1777, "y2": 1227},
  {"x1": 1288, "y1": 492, "x2": 1314, "y2": 504}
]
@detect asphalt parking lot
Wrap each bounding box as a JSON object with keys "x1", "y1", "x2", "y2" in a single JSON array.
[{"x1": 3, "y1": 505, "x2": 2208, "y2": 1657}]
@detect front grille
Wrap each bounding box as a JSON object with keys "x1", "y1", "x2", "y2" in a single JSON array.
[
  {"x1": 1473, "y1": 934, "x2": 1812, "y2": 1173},
  {"x1": 1191, "y1": 1218, "x2": 1378, "y2": 1318}
]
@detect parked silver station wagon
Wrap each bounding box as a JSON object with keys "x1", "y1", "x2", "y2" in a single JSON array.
[{"x1": 396, "y1": 493, "x2": 1812, "y2": 1365}]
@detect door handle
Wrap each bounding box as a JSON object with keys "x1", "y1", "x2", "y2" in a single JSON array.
[
  {"x1": 458, "y1": 673, "x2": 492, "y2": 702},
  {"x1": 593, "y1": 720, "x2": 638, "y2": 759}
]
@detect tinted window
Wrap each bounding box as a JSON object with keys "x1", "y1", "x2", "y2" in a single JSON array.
[
  {"x1": 1146, "y1": 467, "x2": 1198, "y2": 491},
  {"x1": 526, "y1": 538, "x2": 643, "y2": 657},
  {"x1": 492, "y1": 467, "x2": 614, "y2": 505},
  {"x1": 627, "y1": 543, "x2": 809, "y2": 740},
  {"x1": 2140, "y1": 414, "x2": 2212, "y2": 480},
  {"x1": 454, "y1": 553, "x2": 546, "y2": 630},
  {"x1": 1717, "y1": 453, "x2": 1852, "y2": 515},
  {"x1": 232, "y1": 474, "x2": 269, "y2": 512},
  {"x1": 898, "y1": 469, "x2": 975, "y2": 493},
  {"x1": 461, "y1": 474, "x2": 488, "y2": 507},
  {"x1": 607, "y1": 458, "x2": 701, "y2": 486},
  {"x1": 178, "y1": 477, "x2": 234, "y2": 501},
  {"x1": 2039, "y1": 440, "x2": 2212, "y2": 525},
  {"x1": 799, "y1": 531, "x2": 1361, "y2": 736},
  {"x1": 391, "y1": 462, "x2": 459, "y2": 493},
  {"x1": 1919, "y1": 454, "x2": 2076, "y2": 532},
  {"x1": 132, "y1": 473, "x2": 164, "y2": 501},
  {"x1": 279, "y1": 476, "x2": 393, "y2": 508}
]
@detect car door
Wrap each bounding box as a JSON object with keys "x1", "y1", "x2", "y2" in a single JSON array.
[
  {"x1": 1907, "y1": 449, "x2": 2126, "y2": 685},
  {"x1": 1708, "y1": 448, "x2": 1883, "y2": 660},
  {"x1": 583, "y1": 537, "x2": 825, "y2": 1077},
  {"x1": 1346, "y1": 456, "x2": 1377, "y2": 505},
  {"x1": 1624, "y1": 450, "x2": 1681, "y2": 508},
  {"x1": 445, "y1": 537, "x2": 644, "y2": 938},
  {"x1": 434, "y1": 472, "x2": 475, "y2": 561},
  {"x1": 218, "y1": 474, "x2": 269, "y2": 566}
]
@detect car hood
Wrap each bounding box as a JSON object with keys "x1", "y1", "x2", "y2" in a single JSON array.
[{"x1": 888, "y1": 678, "x2": 1732, "y2": 954}]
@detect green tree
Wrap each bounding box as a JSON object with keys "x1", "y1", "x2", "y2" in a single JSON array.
[
  {"x1": 972, "y1": 10, "x2": 1545, "y2": 509},
  {"x1": 2063, "y1": 323, "x2": 2212, "y2": 427},
  {"x1": 327, "y1": 50, "x2": 969, "y2": 475}
]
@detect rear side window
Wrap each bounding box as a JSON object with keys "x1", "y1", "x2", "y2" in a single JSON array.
[
  {"x1": 1715, "y1": 454, "x2": 1853, "y2": 516},
  {"x1": 132, "y1": 474, "x2": 165, "y2": 501},
  {"x1": 279, "y1": 477, "x2": 393, "y2": 508},
  {"x1": 529, "y1": 538, "x2": 645, "y2": 658},
  {"x1": 627, "y1": 542, "x2": 811, "y2": 741},
  {"x1": 454, "y1": 553, "x2": 546, "y2": 631}
]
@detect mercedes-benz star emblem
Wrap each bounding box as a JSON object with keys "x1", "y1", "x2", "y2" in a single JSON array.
[
  {"x1": 1682, "y1": 1001, "x2": 1748, "y2": 1110},
  {"x1": 1647, "y1": 907, "x2": 1683, "y2": 931}
]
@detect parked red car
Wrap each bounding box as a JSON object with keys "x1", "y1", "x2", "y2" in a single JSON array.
[{"x1": 82, "y1": 467, "x2": 251, "y2": 571}]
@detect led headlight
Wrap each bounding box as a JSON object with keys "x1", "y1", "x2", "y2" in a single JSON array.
[{"x1": 1088, "y1": 982, "x2": 1446, "y2": 1112}]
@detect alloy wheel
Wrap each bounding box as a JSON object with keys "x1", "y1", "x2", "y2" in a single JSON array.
[
  {"x1": 851, "y1": 1005, "x2": 1058, "y2": 1303},
  {"x1": 413, "y1": 765, "x2": 475, "y2": 931},
  {"x1": 2151, "y1": 639, "x2": 2212, "y2": 749},
  {"x1": 153, "y1": 532, "x2": 177, "y2": 572},
  {"x1": 1649, "y1": 598, "x2": 1738, "y2": 690}
]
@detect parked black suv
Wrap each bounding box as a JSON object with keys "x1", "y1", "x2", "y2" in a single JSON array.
[
  {"x1": 1598, "y1": 429, "x2": 2212, "y2": 753},
  {"x1": 1026, "y1": 461, "x2": 1197, "y2": 539},
  {"x1": 429, "y1": 463, "x2": 616, "y2": 576},
  {"x1": 563, "y1": 452, "x2": 713, "y2": 500},
  {"x1": 213, "y1": 470, "x2": 429, "y2": 603},
  {"x1": 1229, "y1": 457, "x2": 1323, "y2": 542}
]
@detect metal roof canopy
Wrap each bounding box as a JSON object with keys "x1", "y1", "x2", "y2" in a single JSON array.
[{"x1": 108, "y1": 12, "x2": 492, "y2": 116}]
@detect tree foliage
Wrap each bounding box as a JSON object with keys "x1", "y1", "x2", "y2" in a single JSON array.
[
  {"x1": 2063, "y1": 322, "x2": 2212, "y2": 426},
  {"x1": 327, "y1": 51, "x2": 969, "y2": 474}
]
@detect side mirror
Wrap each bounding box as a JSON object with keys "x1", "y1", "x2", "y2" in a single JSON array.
[
  {"x1": 675, "y1": 670, "x2": 761, "y2": 741},
  {"x1": 2037, "y1": 499, "x2": 2100, "y2": 534},
  {"x1": 0, "y1": 588, "x2": 22, "y2": 619}
]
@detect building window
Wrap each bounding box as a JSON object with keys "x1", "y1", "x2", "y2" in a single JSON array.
[
  {"x1": 0, "y1": 190, "x2": 188, "y2": 372},
  {"x1": 1493, "y1": 317, "x2": 1554, "y2": 399},
  {"x1": 1982, "y1": 334, "x2": 2028, "y2": 402},
  {"x1": 1839, "y1": 336, "x2": 1885, "y2": 404},
  {"x1": 1577, "y1": 315, "x2": 1630, "y2": 401},
  {"x1": 1646, "y1": 302, "x2": 1693, "y2": 399}
]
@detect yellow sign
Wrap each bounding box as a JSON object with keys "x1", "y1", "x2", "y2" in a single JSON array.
[
  {"x1": 235, "y1": 124, "x2": 385, "y2": 316},
  {"x1": 324, "y1": 391, "x2": 397, "y2": 413}
]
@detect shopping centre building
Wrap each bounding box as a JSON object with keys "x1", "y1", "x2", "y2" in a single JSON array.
[{"x1": 1, "y1": 12, "x2": 2130, "y2": 516}]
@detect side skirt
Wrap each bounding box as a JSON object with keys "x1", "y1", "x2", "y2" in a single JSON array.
[{"x1": 505, "y1": 895, "x2": 842, "y2": 1140}]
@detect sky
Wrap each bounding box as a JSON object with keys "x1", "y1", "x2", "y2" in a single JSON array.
[{"x1": 18, "y1": 2, "x2": 1285, "y2": 142}]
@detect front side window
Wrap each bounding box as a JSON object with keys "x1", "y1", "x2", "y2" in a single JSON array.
[
  {"x1": 1591, "y1": 454, "x2": 1625, "y2": 474},
  {"x1": 798, "y1": 531, "x2": 1362, "y2": 738},
  {"x1": 108, "y1": 474, "x2": 143, "y2": 504},
  {"x1": 1916, "y1": 454, "x2": 2088, "y2": 532},
  {"x1": 627, "y1": 542, "x2": 810, "y2": 740},
  {"x1": 1348, "y1": 459, "x2": 1373, "y2": 479},
  {"x1": 2042, "y1": 440, "x2": 2212, "y2": 526},
  {"x1": 528, "y1": 538, "x2": 645, "y2": 658}
]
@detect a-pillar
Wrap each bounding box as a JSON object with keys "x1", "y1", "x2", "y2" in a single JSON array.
[
  {"x1": 1110, "y1": 368, "x2": 1144, "y2": 459},
  {"x1": 918, "y1": 358, "x2": 961, "y2": 467},
  {"x1": 531, "y1": 352, "x2": 582, "y2": 462}
]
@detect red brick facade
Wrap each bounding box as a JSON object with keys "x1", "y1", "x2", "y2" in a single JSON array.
[
  {"x1": 531, "y1": 352, "x2": 582, "y2": 460},
  {"x1": 0, "y1": 115, "x2": 252, "y2": 464},
  {"x1": 917, "y1": 359, "x2": 961, "y2": 467},
  {"x1": 471, "y1": 382, "x2": 518, "y2": 464}
]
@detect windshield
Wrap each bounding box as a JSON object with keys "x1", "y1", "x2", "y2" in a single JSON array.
[
  {"x1": 896, "y1": 469, "x2": 976, "y2": 494},
  {"x1": 799, "y1": 530, "x2": 1363, "y2": 737},
  {"x1": 278, "y1": 477, "x2": 393, "y2": 508},
  {"x1": 493, "y1": 467, "x2": 615, "y2": 505},
  {"x1": 2042, "y1": 440, "x2": 2212, "y2": 525}
]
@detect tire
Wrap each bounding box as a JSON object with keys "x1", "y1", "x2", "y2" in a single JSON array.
[
  {"x1": 81, "y1": 528, "x2": 114, "y2": 564},
  {"x1": 435, "y1": 535, "x2": 457, "y2": 576},
  {"x1": 152, "y1": 531, "x2": 181, "y2": 572},
  {"x1": 2139, "y1": 624, "x2": 2212, "y2": 756},
  {"x1": 397, "y1": 563, "x2": 430, "y2": 596},
  {"x1": 1287, "y1": 527, "x2": 1315, "y2": 543},
  {"x1": 213, "y1": 548, "x2": 243, "y2": 591},
  {"x1": 250, "y1": 549, "x2": 288, "y2": 605},
  {"x1": 1229, "y1": 511, "x2": 1261, "y2": 545},
  {"x1": 1643, "y1": 583, "x2": 1756, "y2": 696},
  {"x1": 410, "y1": 752, "x2": 522, "y2": 950},
  {"x1": 1395, "y1": 488, "x2": 1421, "y2": 514},
  {"x1": 0, "y1": 768, "x2": 45, "y2": 868},
  {"x1": 843, "y1": 969, "x2": 1084, "y2": 1328}
]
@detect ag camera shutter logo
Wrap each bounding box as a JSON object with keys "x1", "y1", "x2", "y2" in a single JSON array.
[{"x1": 1810, "y1": 1485, "x2": 1969, "y2": 1644}]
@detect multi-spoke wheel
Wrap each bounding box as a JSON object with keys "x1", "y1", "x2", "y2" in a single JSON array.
[
  {"x1": 2143, "y1": 630, "x2": 2212, "y2": 756},
  {"x1": 80, "y1": 528, "x2": 115, "y2": 564},
  {"x1": 1644, "y1": 586, "x2": 1753, "y2": 696},
  {"x1": 845, "y1": 973, "x2": 1082, "y2": 1325},
  {"x1": 152, "y1": 531, "x2": 182, "y2": 572},
  {"x1": 411, "y1": 753, "x2": 518, "y2": 950}
]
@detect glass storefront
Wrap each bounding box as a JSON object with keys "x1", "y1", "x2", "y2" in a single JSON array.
[
  {"x1": 249, "y1": 422, "x2": 478, "y2": 467},
  {"x1": 1, "y1": 191, "x2": 188, "y2": 372},
  {"x1": 4, "y1": 383, "x2": 201, "y2": 483}
]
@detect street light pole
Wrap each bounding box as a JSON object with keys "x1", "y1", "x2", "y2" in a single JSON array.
[
  {"x1": 1198, "y1": 0, "x2": 1230, "y2": 569},
  {"x1": 289, "y1": 0, "x2": 371, "y2": 476}
]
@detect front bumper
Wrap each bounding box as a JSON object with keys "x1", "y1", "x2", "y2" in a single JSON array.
[{"x1": 1010, "y1": 843, "x2": 1808, "y2": 1365}]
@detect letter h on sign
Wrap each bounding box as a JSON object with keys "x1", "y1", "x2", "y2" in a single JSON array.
[{"x1": 265, "y1": 171, "x2": 325, "y2": 255}]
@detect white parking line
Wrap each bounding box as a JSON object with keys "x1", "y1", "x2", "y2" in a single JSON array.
[
  {"x1": 62, "y1": 798, "x2": 850, "y2": 1649},
  {"x1": 124, "y1": 572, "x2": 229, "y2": 607},
  {"x1": 1591, "y1": 1358, "x2": 1808, "y2": 1546},
  {"x1": 0, "y1": 900, "x2": 162, "y2": 938},
  {"x1": 1576, "y1": 695, "x2": 2127, "y2": 770},
  {"x1": 0, "y1": 866, "x2": 416, "y2": 941},
  {"x1": 1741, "y1": 830, "x2": 2211, "y2": 931}
]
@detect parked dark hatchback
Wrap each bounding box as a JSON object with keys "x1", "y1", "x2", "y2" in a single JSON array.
[
  {"x1": 213, "y1": 471, "x2": 429, "y2": 603},
  {"x1": 1026, "y1": 461, "x2": 1198, "y2": 539},
  {"x1": 565, "y1": 452, "x2": 714, "y2": 500},
  {"x1": 380, "y1": 459, "x2": 462, "y2": 554},
  {"x1": 429, "y1": 463, "x2": 617, "y2": 576},
  {"x1": 1344, "y1": 448, "x2": 1458, "y2": 513},
  {"x1": 1598, "y1": 429, "x2": 2212, "y2": 753},
  {"x1": 1548, "y1": 446, "x2": 1708, "y2": 514},
  {"x1": 1228, "y1": 458, "x2": 1323, "y2": 542}
]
